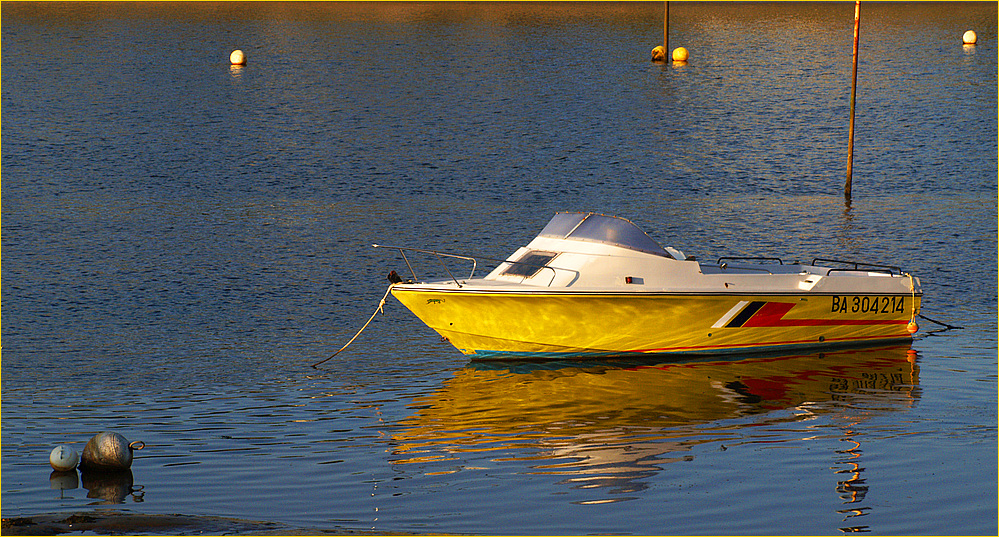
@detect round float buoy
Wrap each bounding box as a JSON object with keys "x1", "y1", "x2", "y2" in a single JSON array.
[
  {"x1": 672, "y1": 47, "x2": 689, "y2": 62},
  {"x1": 80, "y1": 432, "x2": 144, "y2": 471},
  {"x1": 963, "y1": 30, "x2": 977, "y2": 45},
  {"x1": 651, "y1": 45, "x2": 667, "y2": 62},
  {"x1": 49, "y1": 445, "x2": 79, "y2": 471},
  {"x1": 906, "y1": 321, "x2": 919, "y2": 335},
  {"x1": 230, "y1": 49, "x2": 247, "y2": 65}
]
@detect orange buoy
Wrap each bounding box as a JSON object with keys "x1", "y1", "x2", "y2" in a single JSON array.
[{"x1": 907, "y1": 321, "x2": 918, "y2": 334}]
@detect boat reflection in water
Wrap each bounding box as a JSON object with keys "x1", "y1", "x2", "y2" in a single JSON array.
[{"x1": 390, "y1": 345, "x2": 919, "y2": 500}]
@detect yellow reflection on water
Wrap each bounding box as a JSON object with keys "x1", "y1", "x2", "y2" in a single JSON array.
[{"x1": 391, "y1": 345, "x2": 919, "y2": 498}]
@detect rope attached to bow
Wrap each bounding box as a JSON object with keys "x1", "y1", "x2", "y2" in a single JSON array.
[{"x1": 312, "y1": 283, "x2": 395, "y2": 369}]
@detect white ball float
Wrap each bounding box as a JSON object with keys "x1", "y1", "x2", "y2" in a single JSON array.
[
  {"x1": 49, "y1": 445, "x2": 79, "y2": 471},
  {"x1": 80, "y1": 432, "x2": 145, "y2": 471},
  {"x1": 230, "y1": 49, "x2": 247, "y2": 65},
  {"x1": 963, "y1": 30, "x2": 977, "y2": 45}
]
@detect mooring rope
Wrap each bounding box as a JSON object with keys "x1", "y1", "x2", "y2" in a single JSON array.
[
  {"x1": 917, "y1": 314, "x2": 964, "y2": 331},
  {"x1": 311, "y1": 283, "x2": 395, "y2": 369},
  {"x1": 901, "y1": 272, "x2": 963, "y2": 332},
  {"x1": 904, "y1": 272, "x2": 917, "y2": 323}
]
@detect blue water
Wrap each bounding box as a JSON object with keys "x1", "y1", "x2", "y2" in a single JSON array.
[{"x1": 2, "y1": 2, "x2": 996, "y2": 534}]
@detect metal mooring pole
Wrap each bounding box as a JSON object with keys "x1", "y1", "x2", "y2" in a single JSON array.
[
  {"x1": 845, "y1": 0, "x2": 861, "y2": 200},
  {"x1": 664, "y1": 1, "x2": 669, "y2": 54}
]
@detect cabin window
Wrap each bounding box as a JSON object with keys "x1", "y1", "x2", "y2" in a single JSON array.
[
  {"x1": 539, "y1": 213, "x2": 586, "y2": 238},
  {"x1": 568, "y1": 215, "x2": 667, "y2": 257},
  {"x1": 537, "y1": 212, "x2": 670, "y2": 257},
  {"x1": 501, "y1": 251, "x2": 557, "y2": 278}
]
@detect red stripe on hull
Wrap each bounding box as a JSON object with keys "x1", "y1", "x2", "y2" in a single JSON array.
[
  {"x1": 637, "y1": 333, "x2": 911, "y2": 354},
  {"x1": 743, "y1": 302, "x2": 908, "y2": 327}
]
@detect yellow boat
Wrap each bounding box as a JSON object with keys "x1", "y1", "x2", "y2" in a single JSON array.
[{"x1": 379, "y1": 212, "x2": 922, "y2": 359}]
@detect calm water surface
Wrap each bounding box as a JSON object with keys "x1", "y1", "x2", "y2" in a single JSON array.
[{"x1": 2, "y1": 2, "x2": 996, "y2": 535}]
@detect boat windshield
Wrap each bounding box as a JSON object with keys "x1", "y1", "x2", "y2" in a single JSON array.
[{"x1": 538, "y1": 212, "x2": 668, "y2": 257}]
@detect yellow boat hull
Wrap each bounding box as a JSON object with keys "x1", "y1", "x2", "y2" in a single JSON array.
[{"x1": 391, "y1": 287, "x2": 921, "y2": 358}]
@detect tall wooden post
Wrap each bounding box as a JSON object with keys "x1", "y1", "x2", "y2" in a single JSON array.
[
  {"x1": 664, "y1": 1, "x2": 669, "y2": 54},
  {"x1": 845, "y1": 0, "x2": 861, "y2": 200}
]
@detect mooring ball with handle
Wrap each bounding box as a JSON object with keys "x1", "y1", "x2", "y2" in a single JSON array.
[{"x1": 80, "y1": 432, "x2": 145, "y2": 471}]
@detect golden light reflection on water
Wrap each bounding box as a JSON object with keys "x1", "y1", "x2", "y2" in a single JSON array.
[
  {"x1": 835, "y1": 430, "x2": 870, "y2": 532},
  {"x1": 391, "y1": 345, "x2": 919, "y2": 500}
]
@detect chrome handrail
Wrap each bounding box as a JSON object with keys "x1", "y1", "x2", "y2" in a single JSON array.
[
  {"x1": 516, "y1": 265, "x2": 560, "y2": 287},
  {"x1": 718, "y1": 256, "x2": 784, "y2": 265},
  {"x1": 373, "y1": 244, "x2": 478, "y2": 288},
  {"x1": 811, "y1": 257, "x2": 902, "y2": 276},
  {"x1": 718, "y1": 262, "x2": 774, "y2": 275},
  {"x1": 373, "y1": 244, "x2": 578, "y2": 288}
]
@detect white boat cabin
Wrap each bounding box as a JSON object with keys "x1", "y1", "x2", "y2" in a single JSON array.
[{"x1": 484, "y1": 212, "x2": 910, "y2": 295}]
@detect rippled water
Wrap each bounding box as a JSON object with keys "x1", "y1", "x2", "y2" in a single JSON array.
[{"x1": 2, "y1": 2, "x2": 996, "y2": 534}]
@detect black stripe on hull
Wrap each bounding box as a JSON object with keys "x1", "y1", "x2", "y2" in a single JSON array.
[{"x1": 725, "y1": 301, "x2": 766, "y2": 328}]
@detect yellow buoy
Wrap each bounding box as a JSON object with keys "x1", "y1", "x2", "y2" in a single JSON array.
[
  {"x1": 672, "y1": 47, "x2": 689, "y2": 62},
  {"x1": 963, "y1": 30, "x2": 977, "y2": 45},
  {"x1": 651, "y1": 45, "x2": 667, "y2": 62},
  {"x1": 230, "y1": 49, "x2": 247, "y2": 65}
]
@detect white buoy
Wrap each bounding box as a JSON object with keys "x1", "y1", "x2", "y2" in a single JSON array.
[
  {"x1": 672, "y1": 47, "x2": 689, "y2": 62},
  {"x1": 49, "y1": 445, "x2": 79, "y2": 471},
  {"x1": 230, "y1": 49, "x2": 247, "y2": 65},
  {"x1": 963, "y1": 30, "x2": 977, "y2": 45},
  {"x1": 80, "y1": 432, "x2": 144, "y2": 471}
]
